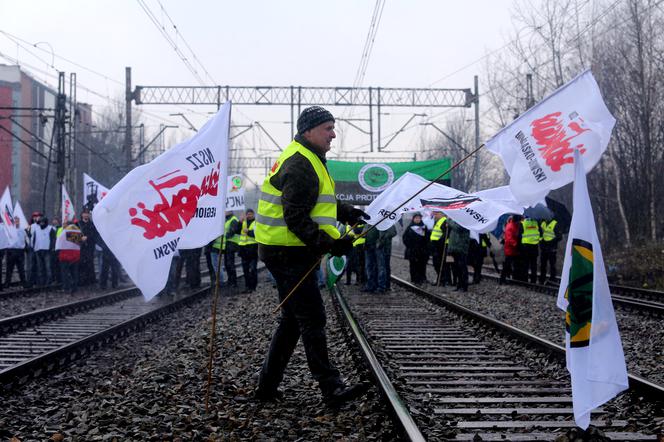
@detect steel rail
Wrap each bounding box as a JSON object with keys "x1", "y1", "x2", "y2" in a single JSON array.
[
  {"x1": 391, "y1": 275, "x2": 664, "y2": 399},
  {"x1": 0, "y1": 263, "x2": 261, "y2": 390},
  {"x1": 330, "y1": 284, "x2": 426, "y2": 442},
  {"x1": 0, "y1": 286, "x2": 209, "y2": 390},
  {"x1": 0, "y1": 287, "x2": 140, "y2": 335}
]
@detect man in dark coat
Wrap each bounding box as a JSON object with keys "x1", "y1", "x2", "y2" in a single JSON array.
[
  {"x1": 78, "y1": 210, "x2": 97, "y2": 286},
  {"x1": 254, "y1": 106, "x2": 370, "y2": 406},
  {"x1": 402, "y1": 213, "x2": 429, "y2": 285}
]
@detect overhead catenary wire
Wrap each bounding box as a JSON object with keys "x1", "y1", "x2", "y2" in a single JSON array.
[{"x1": 135, "y1": 0, "x2": 207, "y2": 86}]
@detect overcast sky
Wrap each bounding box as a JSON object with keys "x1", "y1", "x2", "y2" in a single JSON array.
[{"x1": 0, "y1": 0, "x2": 521, "y2": 163}]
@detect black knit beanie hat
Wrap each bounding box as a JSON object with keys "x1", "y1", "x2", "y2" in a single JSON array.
[{"x1": 296, "y1": 106, "x2": 335, "y2": 134}]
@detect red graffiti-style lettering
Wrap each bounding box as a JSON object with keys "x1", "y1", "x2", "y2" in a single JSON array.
[
  {"x1": 200, "y1": 162, "x2": 220, "y2": 197},
  {"x1": 531, "y1": 112, "x2": 589, "y2": 172},
  {"x1": 128, "y1": 162, "x2": 222, "y2": 240}
]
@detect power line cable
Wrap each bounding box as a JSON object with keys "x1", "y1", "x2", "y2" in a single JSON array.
[
  {"x1": 154, "y1": 0, "x2": 217, "y2": 85},
  {"x1": 135, "y1": 0, "x2": 207, "y2": 85}
]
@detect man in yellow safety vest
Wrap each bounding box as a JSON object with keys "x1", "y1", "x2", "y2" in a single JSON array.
[
  {"x1": 238, "y1": 209, "x2": 258, "y2": 293},
  {"x1": 539, "y1": 216, "x2": 560, "y2": 284},
  {"x1": 254, "y1": 106, "x2": 370, "y2": 406}
]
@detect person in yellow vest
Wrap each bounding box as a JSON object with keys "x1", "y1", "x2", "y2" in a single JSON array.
[
  {"x1": 254, "y1": 106, "x2": 370, "y2": 406},
  {"x1": 238, "y1": 209, "x2": 258, "y2": 293},
  {"x1": 223, "y1": 211, "x2": 242, "y2": 287},
  {"x1": 429, "y1": 211, "x2": 450, "y2": 285},
  {"x1": 539, "y1": 216, "x2": 561, "y2": 284},
  {"x1": 519, "y1": 216, "x2": 541, "y2": 283},
  {"x1": 209, "y1": 235, "x2": 225, "y2": 287}
]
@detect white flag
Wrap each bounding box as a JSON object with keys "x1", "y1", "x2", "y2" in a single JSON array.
[
  {"x1": 62, "y1": 184, "x2": 75, "y2": 224},
  {"x1": 83, "y1": 173, "x2": 110, "y2": 208},
  {"x1": 0, "y1": 186, "x2": 17, "y2": 244},
  {"x1": 556, "y1": 150, "x2": 628, "y2": 429},
  {"x1": 93, "y1": 102, "x2": 231, "y2": 299},
  {"x1": 364, "y1": 172, "x2": 522, "y2": 233},
  {"x1": 13, "y1": 201, "x2": 29, "y2": 229},
  {"x1": 225, "y1": 174, "x2": 245, "y2": 211},
  {"x1": 486, "y1": 70, "x2": 615, "y2": 206}
]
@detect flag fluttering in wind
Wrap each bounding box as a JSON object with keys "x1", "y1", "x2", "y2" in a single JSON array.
[
  {"x1": 93, "y1": 102, "x2": 232, "y2": 299},
  {"x1": 0, "y1": 186, "x2": 17, "y2": 244},
  {"x1": 62, "y1": 184, "x2": 75, "y2": 224},
  {"x1": 83, "y1": 173, "x2": 110, "y2": 209},
  {"x1": 556, "y1": 150, "x2": 628, "y2": 429},
  {"x1": 325, "y1": 254, "x2": 347, "y2": 289},
  {"x1": 364, "y1": 172, "x2": 523, "y2": 233},
  {"x1": 486, "y1": 70, "x2": 615, "y2": 206},
  {"x1": 13, "y1": 201, "x2": 28, "y2": 229}
]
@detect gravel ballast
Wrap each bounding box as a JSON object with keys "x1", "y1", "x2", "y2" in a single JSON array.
[{"x1": 0, "y1": 275, "x2": 395, "y2": 441}]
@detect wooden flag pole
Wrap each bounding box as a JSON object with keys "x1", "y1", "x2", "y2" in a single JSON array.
[
  {"x1": 205, "y1": 243, "x2": 225, "y2": 412},
  {"x1": 436, "y1": 222, "x2": 450, "y2": 286},
  {"x1": 273, "y1": 143, "x2": 485, "y2": 313}
]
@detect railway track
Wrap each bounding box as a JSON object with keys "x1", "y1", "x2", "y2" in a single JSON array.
[
  {"x1": 479, "y1": 267, "x2": 664, "y2": 316},
  {"x1": 0, "y1": 263, "x2": 258, "y2": 391},
  {"x1": 331, "y1": 277, "x2": 662, "y2": 440}
]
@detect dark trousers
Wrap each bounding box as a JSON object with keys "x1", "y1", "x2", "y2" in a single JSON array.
[
  {"x1": 204, "y1": 245, "x2": 215, "y2": 281},
  {"x1": 224, "y1": 244, "x2": 238, "y2": 286},
  {"x1": 432, "y1": 250, "x2": 452, "y2": 286},
  {"x1": 258, "y1": 256, "x2": 342, "y2": 396},
  {"x1": 471, "y1": 249, "x2": 486, "y2": 284},
  {"x1": 408, "y1": 255, "x2": 428, "y2": 284},
  {"x1": 539, "y1": 251, "x2": 557, "y2": 284},
  {"x1": 500, "y1": 255, "x2": 517, "y2": 283},
  {"x1": 100, "y1": 250, "x2": 120, "y2": 289},
  {"x1": 5, "y1": 249, "x2": 26, "y2": 287},
  {"x1": 240, "y1": 245, "x2": 258, "y2": 291},
  {"x1": 51, "y1": 251, "x2": 61, "y2": 283},
  {"x1": 34, "y1": 250, "x2": 52, "y2": 286},
  {"x1": 521, "y1": 244, "x2": 539, "y2": 283},
  {"x1": 60, "y1": 260, "x2": 79, "y2": 293},
  {"x1": 377, "y1": 245, "x2": 391, "y2": 291},
  {"x1": 184, "y1": 248, "x2": 201, "y2": 288},
  {"x1": 453, "y1": 252, "x2": 468, "y2": 290},
  {"x1": 363, "y1": 245, "x2": 378, "y2": 291},
  {"x1": 78, "y1": 248, "x2": 96, "y2": 286}
]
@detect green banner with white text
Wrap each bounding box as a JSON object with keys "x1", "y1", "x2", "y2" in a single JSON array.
[{"x1": 327, "y1": 157, "x2": 452, "y2": 205}]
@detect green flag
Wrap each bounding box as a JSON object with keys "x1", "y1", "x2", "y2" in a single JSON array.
[
  {"x1": 327, "y1": 157, "x2": 451, "y2": 205},
  {"x1": 325, "y1": 254, "x2": 347, "y2": 289}
]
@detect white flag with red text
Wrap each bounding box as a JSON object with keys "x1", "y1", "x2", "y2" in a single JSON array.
[
  {"x1": 364, "y1": 172, "x2": 523, "y2": 233},
  {"x1": 93, "y1": 102, "x2": 231, "y2": 299},
  {"x1": 83, "y1": 173, "x2": 110, "y2": 209},
  {"x1": 13, "y1": 201, "x2": 29, "y2": 229},
  {"x1": 486, "y1": 70, "x2": 615, "y2": 206},
  {"x1": 62, "y1": 184, "x2": 75, "y2": 224},
  {"x1": 0, "y1": 186, "x2": 17, "y2": 244},
  {"x1": 556, "y1": 150, "x2": 628, "y2": 429}
]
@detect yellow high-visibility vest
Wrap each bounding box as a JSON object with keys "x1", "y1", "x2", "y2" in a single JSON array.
[
  {"x1": 212, "y1": 235, "x2": 223, "y2": 250},
  {"x1": 521, "y1": 219, "x2": 541, "y2": 245},
  {"x1": 430, "y1": 216, "x2": 447, "y2": 242},
  {"x1": 353, "y1": 224, "x2": 366, "y2": 247},
  {"x1": 239, "y1": 219, "x2": 257, "y2": 246},
  {"x1": 255, "y1": 140, "x2": 340, "y2": 246},
  {"x1": 541, "y1": 220, "x2": 558, "y2": 242},
  {"x1": 224, "y1": 216, "x2": 241, "y2": 247}
]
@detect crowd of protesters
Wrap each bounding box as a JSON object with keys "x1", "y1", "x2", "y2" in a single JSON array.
[
  {"x1": 343, "y1": 211, "x2": 561, "y2": 293},
  {"x1": 0, "y1": 209, "x2": 122, "y2": 294},
  {"x1": 163, "y1": 209, "x2": 259, "y2": 295}
]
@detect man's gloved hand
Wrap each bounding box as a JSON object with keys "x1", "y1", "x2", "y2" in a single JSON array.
[
  {"x1": 330, "y1": 236, "x2": 354, "y2": 257},
  {"x1": 349, "y1": 208, "x2": 371, "y2": 225}
]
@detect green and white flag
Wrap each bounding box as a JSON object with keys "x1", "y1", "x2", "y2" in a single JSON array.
[
  {"x1": 556, "y1": 150, "x2": 627, "y2": 429},
  {"x1": 325, "y1": 254, "x2": 347, "y2": 289},
  {"x1": 327, "y1": 157, "x2": 451, "y2": 205}
]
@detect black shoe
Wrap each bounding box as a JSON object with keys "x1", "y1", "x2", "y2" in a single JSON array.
[
  {"x1": 254, "y1": 388, "x2": 283, "y2": 403},
  {"x1": 323, "y1": 382, "x2": 370, "y2": 407}
]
